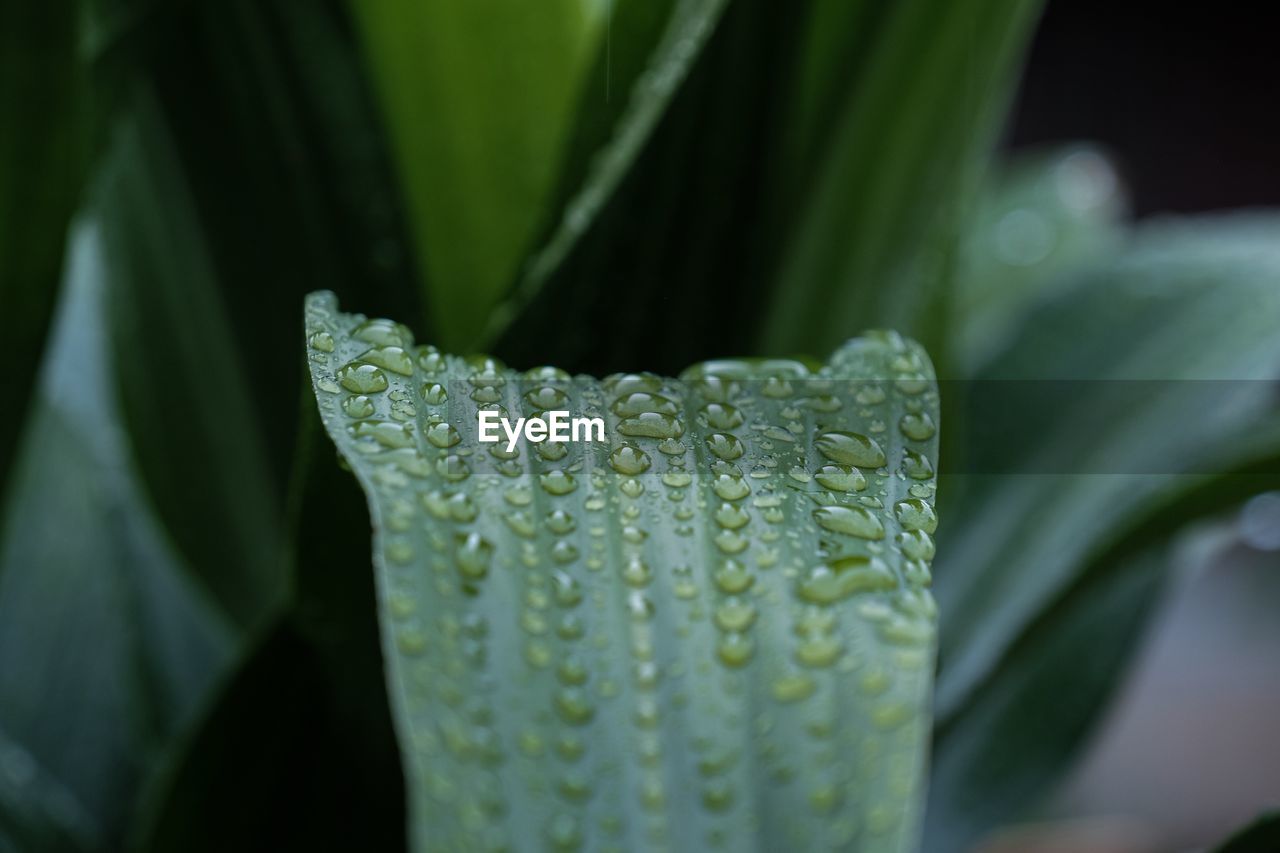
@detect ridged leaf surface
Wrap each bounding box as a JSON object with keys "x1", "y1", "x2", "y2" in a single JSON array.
[{"x1": 305, "y1": 292, "x2": 941, "y2": 852}]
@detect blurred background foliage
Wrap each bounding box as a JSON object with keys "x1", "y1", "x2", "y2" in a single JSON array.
[{"x1": 1, "y1": 1, "x2": 1277, "y2": 851}]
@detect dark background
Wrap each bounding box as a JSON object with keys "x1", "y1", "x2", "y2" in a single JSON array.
[{"x1": 1008, "y1": 2, "x2": 1279, "y2": 216}]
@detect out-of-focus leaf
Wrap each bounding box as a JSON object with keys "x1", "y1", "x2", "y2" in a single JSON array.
[
  {"x1": 926, "y1": 544, "x2": 1167, "y2": 852},
  {"x1": 351, "y1": 0, "x2": 608, "y2": 348},
  {"x1": 0, "y1": 221, "x2": 235, "y2": 852},
  {"x1": 496, "y1": 0, "x2": 1043, "y2": 375},
  {"x1": 952, "y1": 144, "x2": 1127, "y2": 370},
  {"x1": 1213, "y1": 811, "x2": 1280, "y2": 853},
  {"x1": 81, "y1": 0, "x2": 425, "y2": 623},
  {"x1": 484, "y1": 0, "x2": 726, "y2": 347},
  {"x1": 926, "y1": 215, "x2": 1280, "y2": 850},
  {"x1": 98, "y1": 94, "x2": 286, "y2": 629},
  {"x1": 0, "y1": 2, "x2": 87, "y2": 488},
  {"x1": 306, "y1": 292, "x2": 941, "y2": 851},
  {"x1": 758, "y1": 0, "x2": 1044, "y2": 362},
  {"x1": 132, "y1": 408, "x2": 405, "y2": 852}
]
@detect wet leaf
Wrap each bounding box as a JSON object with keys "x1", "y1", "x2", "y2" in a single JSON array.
[{"x1": 305, "y1": 292, "x2": 941, "y2": 851}]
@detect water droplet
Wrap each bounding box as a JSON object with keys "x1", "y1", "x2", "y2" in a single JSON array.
[
  {"x1": 805, "y1": 394, "x2": 842, "y2": 412},
  {"x1": 898, "y1": 529, "x2": 935, "y2": 561},
  {"x1": 662, "y1": 471, "x2": 692, "y2": 488},
  {"x1": 701, "y1": 778, "x2": 732, "y2": 809},
  {"x1": 537, "y1": 511, "x2": 574, "y2": 538},
  {"x1": 540, "y1": 470, "x2": 578, "y2": 496},
  {"x1": 504, "y1": 511, "x2": 536, "y2": 538},
  {"x1": 618, "y1": 413, "x2": 684, "y2": 439},
  {"x1": 894, "y1": 498, "x2": 938, "y2": 533},
  {"x1": 713, "y1": 502, "x2": 749, "y2": 530},
  {"x1": 901, "y1": 449, "x2": 934, "y2": 480},
  {"x1": 551, "y1": 540, "x2": 580, "y2": 565},
  {"x1": 713, "y1": 530, "x2": 748, "y2": 554},
  {"x1": 525, "y1": 385, "x2": 568, "y2": 410},
  {"x1": 337, "y1": 362, "x2": 389, "y2": 394},
  {"x1": 797, "y1": 555, "x2": 896, "y2": 604},
  {"x1": 553, "y1": 571, "x2": 582, "y2": 606},
  {"x1": 426, "y1": 421, "x2": 461, "y2": 448},
  {"x1": 470, "y1": 385, "x2": 502, "y2": 404},
  {"x1": 609, "y1": 443, "x2": 652, "y2": 475},
  {"x1": 605, "y1": 372, "x2": 664, "y2": 395},
  {"x1": 622, "y1": 556, "x2": 652, "y2": 587},
  {"x1": 437, "y1": 454, "x2": 470, "y2": 481},
  {"x1": 353, "y1": 318, "x2": 413, "y2": 348},
  {"x1": 714, "y1": 560, "x2": 754, "y2": 594},
  {"x1": 343, "y1": 395, "x2": 375, "y2": 418},
  {"x1": 899, "y1": 412, "x2": 936, "y2": 442},
  {"x1": 538, "y1": 441, "x2": 569, "y2": 461},
  {"x1": 815, "y1": 431, "x2": 886, "y2": 468},
  {"x1": 705, "y1": 433, "x2": 745, "y2": 461},
  {"x1": 761, "y1": 376, "x2": 793, "y2": 398},
  {"x1": 352, "y1": 420, "x2": 414, "y2": 449},
  {"x1": 611, "y1": 391, "x2": 677, "y2": 417},
  {"x1": 358, "y1": 345, "x2": 414, "y2": 376},
  {"x1": 712, "y1": 472, "x2": 750, "y2": 501},
  {"x1": 813, "y1": 464, "x2": 866, "y2": 492},
  {"x1": 525, "y1": 365, "x2": 571, "y2": 382},
  {"x1": 796, "y1": 636, "x2": 842, "y2": 668},
  {"x1": 714, "y1": 597, "x2": 757, "y2": 632},
  {"x1": 813, "y1": 505, "x2": 885, "y2": 540},
  {"x1": 308, "y1": 331, "x2": 335, "y2": 352},
  {"x1": 554, "y1": 687, "x2": 596, "y2": 725},
  {"x1": 456, "y1": 532, "x2": 493, "y2": 579},
  {"x1": 717, "y1": 632, "x2": 754, "y2": 667},
  {"x1": 771, "y1": 674, "x2": 815, "y2": 703},
  {"x1": 416, "y1": 345, "x2": 444, "y2": 373},
  {"x1": 701, "y1": 402, "x2": 744, "y2": 430}
]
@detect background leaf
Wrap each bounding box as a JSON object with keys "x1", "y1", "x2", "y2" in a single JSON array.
[
  {"x1": 495, "y1": 0, "x2": 1045, "y2": 375},
  {"x1": 306, "y1": 292, "x2": 941, "y2": 851},
  {"x1": 950, "y1": 144, "x2": 1127, "y2": 369},
  {"x1": 351, "y1": 0, "x2": 608, "y2": 347},
  {"x1": 925, "y1": 214, "x2": 1280, "y2": 850},
  {"x1": 132, "y1": 408, "x2": 405, "y2": 852},
  {"x1": 0, "y1": 1, "x2": 87, "y2": 487},
  {"x1": 0, "y1": 220, "x2": 234, "y2": 852}
]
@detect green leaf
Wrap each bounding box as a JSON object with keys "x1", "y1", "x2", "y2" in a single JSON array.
[
  {"x1": 0, "y1": 1, "x2": 87, "y2": 487},
  {"x1": 483, "y1": 0, "x2": 727, "y2": 349},
  {"x1": 926, "y1": 214, "x2": 1280, "y2": 848},
  {"x1": 351, "y1": 0, "x2": 608, "y2": 348},
  {"x1": 0, "y1": 220, "x2": 235, "y2": 851},
  {"x1": 1212, "y1": 811, "x2": 1280, "y2": 853},
  {"x1": 951, "y1": 144, "x2": 1127, "y2": 370},
  {"x1": 97, "y1": 92, "x2": 287, "y2": 629},
  {"x1": 305, "y1": 292, "x2": 940, "y2": 851},
  {"x1": 758, "y1": 0, "x2": 1045, "y2": 361},
  {"x1": 81, "y1": 0, "x2": 427, "y2": 625},
  {"x1": 494, "y1": 0, "x2": 1043, "y2": 374},
  {"x1": 132, "y1": 408, "x2": 405, "y2": 852}
]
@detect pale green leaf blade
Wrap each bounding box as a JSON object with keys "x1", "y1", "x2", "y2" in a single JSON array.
[
  {"x1": 351, "y1": 0, "x2": 608, "y2": 348},
  {"x1": 952, "y1": 144, "x2": 1128, "y2": 370},
  {"x1": 936, "y1": 214, "x2": 1280, "y2": 721},
  {"x1": 926, "y1": 215, "x2": 1280, "y2": 849},
  {"x1": 305, "y1": 292, "x2": 940, "y2": 852},
  {"x1": 0, "y1": 219, "x2": 235, "y2": 851}
]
